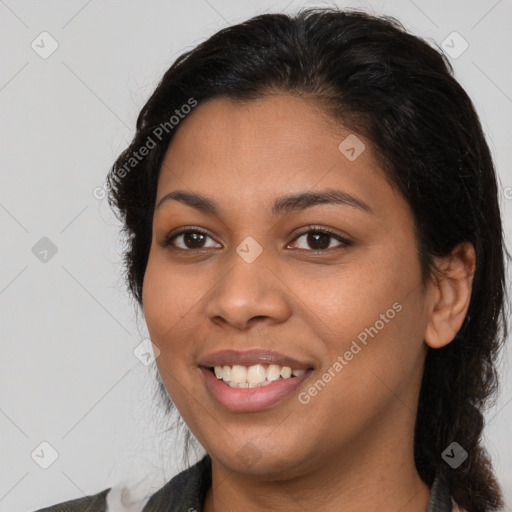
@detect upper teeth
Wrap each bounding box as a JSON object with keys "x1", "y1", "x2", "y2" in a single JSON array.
[{"x1": 213, "y1": 364, "x2": 306, "y2": 388}]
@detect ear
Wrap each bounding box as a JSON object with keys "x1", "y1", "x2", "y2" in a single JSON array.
[{"x1": 424, "y1": 241, "x2": 476, "y2": 349}]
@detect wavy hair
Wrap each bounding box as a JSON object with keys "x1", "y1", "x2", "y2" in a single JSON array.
[{"x1": 106, "y1": 7, "x2": 510, "y2": 511}]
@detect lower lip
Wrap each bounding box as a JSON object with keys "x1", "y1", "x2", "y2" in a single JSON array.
[{"x1": 200, "y1": 367, "x2": 312, "y2": 412}]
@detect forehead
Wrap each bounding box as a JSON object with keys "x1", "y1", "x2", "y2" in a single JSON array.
[
  {"x1": 156, "y1": 95, "x2": 406, "y2": 220},
  {"x1": 161, "y1": 94, "x2": 348, "y2": 169}
]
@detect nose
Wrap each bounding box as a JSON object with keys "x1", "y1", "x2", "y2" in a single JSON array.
[{"x1": 205, "y1": 249, "x2": 292, "y2": 331}]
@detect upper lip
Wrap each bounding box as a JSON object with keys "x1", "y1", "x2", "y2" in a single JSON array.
[{"x1": 198, "y1": 349, "x2": 314, "y2": 370}]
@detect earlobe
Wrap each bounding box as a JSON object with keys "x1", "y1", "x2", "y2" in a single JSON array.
[{"x1": 424, "y1": 241, "x2": 476, "y2": 349}]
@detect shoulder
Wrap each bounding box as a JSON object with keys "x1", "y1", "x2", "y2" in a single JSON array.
[
  {"x1": 31, "y1": 455, "x2": 211, "y2": 512},
  {"x1": 31, "y1": 487, "x2": 111, "y2": 512},
  {"x1": 142, "y1": 454, "x2": 212, "y2": 511}
]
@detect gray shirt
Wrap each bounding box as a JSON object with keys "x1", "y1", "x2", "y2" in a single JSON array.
[{"x1": 33, "y1": 455, "x2": 454, "y2": 511}]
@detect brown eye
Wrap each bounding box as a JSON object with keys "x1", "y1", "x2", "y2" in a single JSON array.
[
  {"x1": 162, "y1": 229, "x2": 221, "y2": 250},
  {"x1": 289, "y1": 228, "x2": 352, "y2": 252}
]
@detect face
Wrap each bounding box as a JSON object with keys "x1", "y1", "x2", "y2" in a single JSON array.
[{"x1": 142, "y1": 94, "x2": 435, "y2": 478}]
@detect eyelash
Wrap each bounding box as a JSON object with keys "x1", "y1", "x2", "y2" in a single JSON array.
[{"x1": 161, "y1": 225, "x2": 353, "y2": 254}]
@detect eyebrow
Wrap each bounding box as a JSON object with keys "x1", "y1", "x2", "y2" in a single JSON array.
[{"x1": 156, "y1": 188, "x2": 374, "y2": 217}]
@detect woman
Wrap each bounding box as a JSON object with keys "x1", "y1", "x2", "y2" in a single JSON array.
[{"x1": 35, "y1": 7, "x2": 509, "y2": 512}]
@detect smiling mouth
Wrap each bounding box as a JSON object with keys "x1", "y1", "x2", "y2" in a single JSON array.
[{"x1": 206, "y1": 363, "x2": 313, "y2": 388}]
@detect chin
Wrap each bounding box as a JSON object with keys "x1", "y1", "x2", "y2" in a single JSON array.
[{"x1": 210, "y1": 438, "x2": 311, "y2": 477}]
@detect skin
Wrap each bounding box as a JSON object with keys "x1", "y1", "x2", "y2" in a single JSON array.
[{"x1": 142, "y1": 94, "x2": 476, "y2": 511}]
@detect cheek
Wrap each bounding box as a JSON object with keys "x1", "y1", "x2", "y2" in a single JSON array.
[
  {"x1": 142, "y1": 261, "x2": 174, "y2": 338},
  {"x1": 305, "y1": 279, "x2": 427, "y2": 424},
  {"x1": 142, "y1": 256, "x2": 203, "y2": 403},
  {"x1": 142, "y1": 251, "x2": 204, "y2": 338},
  {"x1": 302, "y1": 245, "x2": 424, "y2": 366},
  {"x1": 142, "y1": 251, "x2": 218, "y2": 388}
]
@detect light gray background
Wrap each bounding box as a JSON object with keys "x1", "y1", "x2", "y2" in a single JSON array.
[{"x1": 1, "y1": 0, "x2": 511, "y2": 510}]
